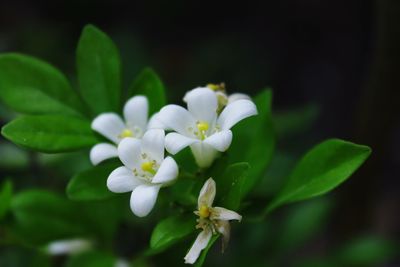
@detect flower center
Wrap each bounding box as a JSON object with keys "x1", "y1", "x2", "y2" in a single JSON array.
[
  {"x1": 196, "y1": 122, "x2": 209, "y2": 140},
  {"x1": 119, "y1": 129, "x2": 133, "y2": 139},
  {"x1": 207, "y1": 83, "x2": 225, "y2": 92},
  {"x1": 198, "y1": 205, "x2": 210, "y2": 218},
  {"x1": 141, "y1": 161, "x2": 156, "y2": 175}
]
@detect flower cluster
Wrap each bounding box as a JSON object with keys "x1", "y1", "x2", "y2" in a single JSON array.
[{"x1": 90, "y1": 84, "x2": 257, "y2": 264}]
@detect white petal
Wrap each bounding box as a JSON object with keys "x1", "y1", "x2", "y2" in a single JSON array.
[
  {"x1": 198, "y1": 178, "x2": 216, "y2": 209},
  {"x1": 141, "y1": 129, "x2": 165, "y2": 163},
  {"x1": 158, "y1": 105, "x2": 196, "y2": 135},
  {"x1": 185, "y1": 87, "x2": 218, "y2": 123},
  {"x1": 165, "y1": 133, "x2": 198, "y2": 155},
  {"x1": 203, "y1": 130, "x2": 232, "y2": 152},
  {"x1": 123, "y1": 95, "x2": 148, "y2": 131},
  {"x1": 184, "y1": 229, "x2": 212, "y2": 264},
  {"x1": 46, "y1": 239, "x2": 92, "y2": 255},
  {"x1": 107, "y1": 166, "x2": 143, "y2": 193},
  {"x1": 90, "y1": 143, "x2": 118, "y2": 165},
  {"x1": 152, "y1": 156, "x2": 178, "y2": 184},
  {"x1": 227, "y1": 93, "x2": 251, "y2": 104},
  {"x1": 217, "y1": 99, "x2": 258, "y2": 130},
  {"x1": 190, "y1": 142, "x2": 219, "y2": 168},
  {"x1": 215, "y1": 220, "x2": 230, "y2": 252},
  {"x1": 118, "y1": 137, "x2": 142, "y2": 170},
  {"x1": 91, "y1": 113, "x2": 125, "y2": 144},
  {"x1": 147, "y1": 113, "x2": 166, "y2": 129},
  {"x1": 211, "y1": 207, "x2": 242, "y2": 221},
  {"x1": 130, "y1": 184, "x2": 161, "y2": 217}
]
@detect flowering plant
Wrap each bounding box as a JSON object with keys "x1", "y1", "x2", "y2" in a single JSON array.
[{"x1": 0, "y1": 25, "x2": 374, "y2": 266}]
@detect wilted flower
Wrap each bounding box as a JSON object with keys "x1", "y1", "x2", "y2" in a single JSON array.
[{"x1": 184, "y1": 178, "x2": 242, "y2": 264}]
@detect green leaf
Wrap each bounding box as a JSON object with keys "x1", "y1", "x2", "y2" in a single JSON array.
[
  {"x1": 1, "y1": 115, "x2": 98, "y2": 153},
  {"x1": 67, "y1": 161, "x2": 120, "y2": 201},
  {"x1": 229, "y1": 89, "x2": 275, "y2": 196},
  {"x1": 267, "y1": 139, "x2": 371, "y2": 212},
  {"x1": 0, "y1": 180, "x2": 13, "y2": 219},
  {"x1": 335, "y1": 236, "x2": 397, "y2": 266},
  {"x1": 217, "y1": 162, "x2": 249, "y2": 210},
  {"x1": 194, "y1": 234, "x2": 219, "y2": 267},
  {"x1": 128, "y1": 68, "x2": 166, "y2": 115},
  {"x1": 65, "y1": 251, "x2": 117, "y2": 267},
  {"x1": 149, "y1": 215, "x2": 195, "y2": 254},
  {"x1": 11, "y1": 190, "x2": 86, "y2": 244},
  {"x1": 77, "y1": 25, "x2": 121, "y2": 115},
  {"x1": 0, "y1": 53, "x2": 87, "y2": 116}
]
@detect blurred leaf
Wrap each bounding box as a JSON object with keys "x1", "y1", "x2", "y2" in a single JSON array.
[
  {"x1": 278, "y1": 198, "x2": 331, "y2": 251},
  {"x1": 128, "y1": 68, "x2": 166, "y2": 115},
  {"x1": 229, "y1": 89, "x2": 275, "y2": 196},
  {"x1": 0, "y1": 143, "x2": 29, "y2": 169},
  {"x1": 77, "y1": 25, "x2": 121, "y2": 115},
  {"x1": 65, "y1": 251, "x2": 117, "y2": 267},
  {"x1": 2, "y1": 115, "x2": 98, "y2": 153},
  {"x1": 194, "y1": 234, "x2": 219, "y2": 267},
  {"x1": 218, "y1": 162, "x2": 249, "y2": 210},
  {"x1": 169, "y1": 176, "x2": 198, "y2": 206},
  {"x1": 0, "y1": 179, "x2": 12, "y2": 219},
  {"x1": 11, "y1": 190, "x2": 86, "y2": 244},
  {"x1": 67, "y1": 161, "x2": 119, "y2": 201},
  {"x1": 273, "y1": 104, "x2": 319, "y2": 138},
  {"x1": 335, "y1": 235, "x2": 397, "y2": 266},
  {"x1": 173, "y1": 146, "x2": 198, "y2": 174},
  {"x1": 149, "y1": 215, "x2": 195, "y2": 254},
  {"x1": 266, "y1": 139, "x2": 371, "y2": 212},
  {"x1": 0, "y1": 53, "x2": 87, "y2": 116}
]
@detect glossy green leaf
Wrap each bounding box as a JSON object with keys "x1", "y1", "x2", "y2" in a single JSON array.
[
  {"x1": 65, "y1": 251, "x2": 117, "y2": 267},
  {"x1": 218, "y1": 162, "x2": 249, "y2": 210},
  {"x1": 11, "y1": 190, "x2": 85, "y2": 244},
  {"x1": 149, "y1": 215, "x2": 195, "y2": 253},
  {"x1": 0, "y1": 53, "x2": 87, "y2": 116},
  {"x1": 194, "y1": 234, "x2": 219, "y2": 267},
  {"x1": 77, "y1": 25, "x2": 121, "y2": 115},
  {"x1": 1, "y1": 115, "x2": 98, "y2": 153},
  {"x1": 229, "y1": 89, "x2": 275, "y2": 196},
  {"x1": 267, "y1": 139, "x2": 371, "y2": 212},
  {"x1": 128, "y1": 68, "x2": 166, "y2": 115},
  {"x1": 67, "y1": 161, "x2": 119, "y2": 201},
  {"x1": 0, "y1": 180, "x2": 13, "y2": 219}
]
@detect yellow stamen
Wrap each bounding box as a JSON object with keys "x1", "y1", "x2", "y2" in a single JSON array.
[
  {"x1": 119, "y1": 129, "x2": 133, "y2": 138},
  {"x1": 199, "y1": 205, "x2": 210, "y2": 218},
  {"x1": 207, "y1": 83, "x2": 225, "y2": 91},
  {"x1": 196, "y1": 122, "x2": 209, "y2": 140},
  {"x1": 141, "y1": 161, "x2": 156, "y2": 175}
]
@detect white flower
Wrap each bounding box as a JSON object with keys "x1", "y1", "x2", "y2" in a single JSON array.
[
  {"x1": 106, "y1": 129, "x2": 178, "y2": 217},
  {"x1": 184, "y1": 178, "x2": 242, "y2": 264},
  {"x1": 184, "y1": 84, "x2": 251, "y2": 112},
  {"x1": 158, "y1": 87, "x2": 257, "y2": 168},
  {"x1": 90, "y1": 95, "x2": 162, "y2": 165},
  {"x1": 46, "y1": 239, "x2": 92, "y2": 255}
]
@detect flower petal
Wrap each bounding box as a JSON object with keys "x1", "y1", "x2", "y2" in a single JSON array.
[
  {"x1": 185, "y1": 87, "x2": 218, "y2": 123},
  {"x1": 107, "y1": 166, "x2": 143, "y2": 193},
  {"x1": 198, "y1": 178, "x2": 216, "y2": 209},
  {"x1": 147, "y1": 113, "x2": 166, "y2": 129},
  {"x1": 130, "y1": 184, "x2": 161, "y2": 217},
  {"x1": 215, "y1": 220, "x2": 230, "y2": 252},
  {"x1": 165, "y1": 133, "x2": 198, "y2": 155},
  {"x1": 152, "y1": 156, "x2": 178, "y2": 184},
  {"x1": 91, "y1": 113, "x2": 125, "y2": 144},
  {"x1": 184, "y1": 229, "x2": 212, "y2": 264},
  {"x1": 90, "y1": 143, "x2": 118, "y2": 165},
  {"x1": 227, "y1": 93, "x2": 250, "y2": 104},
  {"x1": 141, "y1": 129, "x2": 165, "y2": 163},
  {"x1": 123, "y1": 95, "x2": 148, "y2": 131},
  {"x1": 118, "y1": 137, "x2": 142, "y2": 170},
  {"x1": 217, "y1": 99, "x2": 258, "y2": 130},
  {"x1": 211, "y1": 207, "x2": 242, "y2": 221},
  {"x1": 190, "y1": 142, "x2": 218, "y2": 168},
  {"x1": 203, "y1": 130, "x2": 232, "y2": 152},
  {"x1": 158, "y1": 104, "x2": 196, "y2": 135}
]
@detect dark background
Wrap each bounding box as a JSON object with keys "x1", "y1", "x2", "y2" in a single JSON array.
[{"x1": 0, "y1": 0, "x2": 399, "y2": 265}]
